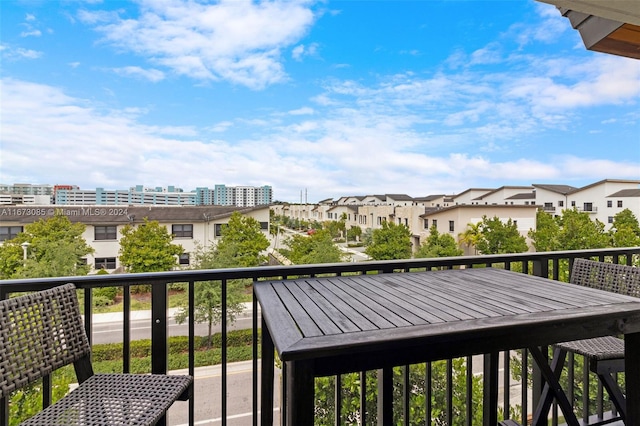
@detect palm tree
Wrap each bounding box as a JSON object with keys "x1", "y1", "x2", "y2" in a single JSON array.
[{"x1": 458, "y1": 222, "x2": 482, "y2": 255}]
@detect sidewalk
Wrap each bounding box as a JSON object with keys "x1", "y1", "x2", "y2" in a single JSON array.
[{"x1": 90, "y1": 302, "x2": 254, "y2": 324}]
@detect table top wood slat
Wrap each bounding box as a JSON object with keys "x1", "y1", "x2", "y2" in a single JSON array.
[
  {"x1": 305, "y1": 278, "x2": 388, "y2": 331},
  {"x1": 338, "y1": 276, "x2": 464, "y2": 325},
  {"x1": 294, "y1": 280, "x2": 362, "y2": 334},
  {"x1": 390, "y1": 273, "x2": 515, "y2": 318},
  {"x1": 418, "y1": 270, "x2": 567, "y2": 314},
  {"x1": 401, "y1": 272, "x2": 532, "y2": 315},
  {"x1": 254, "y1": 268, "x2": 640, "y2": 363},
  {"x1": 330, "y1": 277, "x2": 424, "y2": 326}
]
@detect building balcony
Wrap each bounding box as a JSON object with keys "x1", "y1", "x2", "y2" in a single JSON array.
[{"x1": 1, "y1": 247, "x2": 638, "y2": 426}]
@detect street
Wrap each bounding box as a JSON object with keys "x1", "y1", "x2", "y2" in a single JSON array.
[{"x1": 90, "y1": 313, "x2": 256, "y2": 345}]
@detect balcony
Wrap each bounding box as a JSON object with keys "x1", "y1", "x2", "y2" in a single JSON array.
[{"x1": 1, "y1": 247, "x2": 638, "y2": 426}]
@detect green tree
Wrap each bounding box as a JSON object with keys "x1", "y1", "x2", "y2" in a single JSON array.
[
  {"x1": 529, "y1": 209, "x2": 610, "y2": 252},
  {"x1": 0, "y1": 214, "x2": 93, "y2": 279},
  {"x1": 323, "y1": 220, "x2": 342, "y2": 239},
  {"x1": 282, "y1": 230, "x2": 345, "y2": 264},
  {"x1": 557, "y1": 209, "x2": 609, "y2": 250},
  {"x1": 176, "y1": 213, "x2": 269, "y2": 346},
  {"x1": 118, "y1": 218, "x2": 183, "y2": 273},
  {"x1": 415, "y1": 225, "x2": 463, "y2": 258},
  {"x1": 315, "y1": 358, "x2": 483, "y2": 425},
  {"x1": 346, "y1": 226, "x2": 362, "y2": 243},
  {"x1": 528, "y1": 210, "x2": 561, "y2": 252},
  {"x1": 611, "y1": 208, "x2": 640, "y2": 248},
  {"x1": 365, "y1": 221, "x2": 412, "y2": 260},
  {"x1": 214, "y1": 212, "x2": 270, "y2": 267},
  {"x1": 475, "y1": 216, "x2": 528, "y2": 255}
]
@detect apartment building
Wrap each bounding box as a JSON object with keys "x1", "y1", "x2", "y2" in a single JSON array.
[
  {"x1": 273, "y1": 179, "x2": 640, "y2": 253},
  {"x1": 1, "y1": 184, "x2": 274, "y2": 207},
  {"x1": 0, "y1": 205, "x2": 270, "y2": 273},
  {"x1": 0, "y1": 184, "x2": 54, "y2": 205}
]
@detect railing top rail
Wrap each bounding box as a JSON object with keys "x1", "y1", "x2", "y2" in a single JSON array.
[{"x1": 1, "y1": 247, "x2": 638, "y2": 292}]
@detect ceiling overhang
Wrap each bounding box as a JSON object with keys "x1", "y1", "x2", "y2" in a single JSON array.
[{"x1": 537, "y1": 0, "x2": 640, "y2": 59}]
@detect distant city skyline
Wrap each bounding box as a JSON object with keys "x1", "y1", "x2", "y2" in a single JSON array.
[{"x1": 1, "y1": 1, "x2": 639, "y2": 203}]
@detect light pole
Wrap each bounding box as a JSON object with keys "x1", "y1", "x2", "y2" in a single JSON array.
[{"x1": 21, "y1": 241, "x2": 30, "y2": 265}]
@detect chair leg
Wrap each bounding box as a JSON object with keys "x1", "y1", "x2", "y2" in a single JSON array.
[{"x1": 530, "y1": 347, "x2": 581, "y2": 426}]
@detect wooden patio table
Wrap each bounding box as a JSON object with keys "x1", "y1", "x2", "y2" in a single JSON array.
[{"x1": 255, "y1": 267, "x2": 640, "y2": 425}]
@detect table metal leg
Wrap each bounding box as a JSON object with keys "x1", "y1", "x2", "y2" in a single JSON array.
[
  {"x1": 529, "y1": 347, "x2": 580, "y2": 426},
  {"x1": 377, "y1": 367, "x2": 393, "y2": 425},
  {"x1": 626, "y1": 332, "x2": 640, "y2": 425},
  {"x1": 483, "y1": 352, "x2": 499, "y2": 426},
  {"x1": 286, "y1": 359, "x2": 314, "y2": 425}
]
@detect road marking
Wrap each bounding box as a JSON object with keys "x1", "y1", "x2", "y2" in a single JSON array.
[{"x1": 173, "y1": 408, "x2": 279, "y2": 425}]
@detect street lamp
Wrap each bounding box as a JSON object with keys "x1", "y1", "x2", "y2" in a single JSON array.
[{"x1": 21, "y1": 241, "x2": 30, "y2": 262}]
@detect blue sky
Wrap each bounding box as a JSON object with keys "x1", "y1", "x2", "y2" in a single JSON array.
[{"x1": 1, "y1": 0, "x2": 639, "y2": 203}]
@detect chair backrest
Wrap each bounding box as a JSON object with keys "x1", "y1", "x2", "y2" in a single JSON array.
[
  {"x1": 570, "y1": 258, "x2": 640, "y2": 298},
  {"x1": 0, "y1": 284, "x2": 91, "y2": 399}
]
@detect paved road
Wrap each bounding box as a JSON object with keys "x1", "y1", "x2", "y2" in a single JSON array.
[
  {"x1": 167, "y1": 361, "x2": 281, "y2": 426},
  {"x1": 90, "y1": 311, "x2": 256, "y2": 344}
]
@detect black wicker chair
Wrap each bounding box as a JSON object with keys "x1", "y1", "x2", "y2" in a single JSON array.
[
  {"x1": 0, "y1": 283, "x2": 193, "y2": 425},
  {"x1": 532, "y1": 258, "x2": 640, "y2": 426}
]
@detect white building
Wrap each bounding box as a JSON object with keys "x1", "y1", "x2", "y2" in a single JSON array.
[{"x1": 272, "y1": 178, "x2": 640, "y2": 253}]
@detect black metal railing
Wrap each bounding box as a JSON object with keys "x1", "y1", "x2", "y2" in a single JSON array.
[{"x1": 0, "y1": 247, "x2": 638, "y2": 426}]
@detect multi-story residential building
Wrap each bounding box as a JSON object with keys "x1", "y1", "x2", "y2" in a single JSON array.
[
  {"x1": 272, "y1": 179, "x2": 640, "y2": 253},
  {"x1": 24, "y1": 184, "x2": 276, "y2": 207},
  {"x1": 0, "y1": 184, "x2": 54, "y2": 204},
  {"x1": 0, "y1": 205, "x2": 270, "y2": 272},
  {"x1": 422, "y1": 204, "x2": 539, "y2": 255}
]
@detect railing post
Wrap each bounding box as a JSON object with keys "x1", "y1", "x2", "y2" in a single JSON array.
[
  {"x1": 531, "y1": 258, "x2": 548, "y2": 278},
  {"x1": 151, "y1": 282, "x2": 169, "y2": 426},
  {"x1": 151, "y1": 282, "x2": 168, "y2": 374}
]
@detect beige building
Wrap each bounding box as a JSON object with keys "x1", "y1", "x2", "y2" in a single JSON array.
[
  {"x1": 272, "y1": 179, "x2": 640, "y2": 254},
  {"x1": 0, "y1": 205, "x2": 270, "y2": 272},
  {"x1": 421, "y1": 205, "x2": 540, "y2": 255}
]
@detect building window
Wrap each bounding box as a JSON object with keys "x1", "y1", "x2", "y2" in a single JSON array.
[
  {"x1": 172, "y1": 224, "x2": 193, "y2": 238},
  {"x1": 95, "y1": 257, "x2": 116, "y2": 270},
  {"x1": 618, "y1": 200, "x2": 623, "y2": 208},
  {"x1": 260, "y1": 221, "x2": 268, "y2": 230},
  {"x1": 449, "y1": 221, "x2": 455, "y2": 232},
  {"x1": 179, "y1": 253, "x2": 190, "y2": 266},
  {"x1": 432, "y1": 219, "x2": 438, "y2": 228},
  {"x1": 584, "y1": 203, "x2": 593, "y2": 212},
  {"x1": 95, "y1": 225, "x2": 117, "y2": 240},
  {"x1": 558, "y1": 201, "x2": 564, "y2": 207},
  {"x1": 571, "y1": 201, "x2": 576, "y2": 207},
  {"x1": 607, "y1": 200, "x2": 613, "y2": 208},
  {"x1": 0, "y1": 226, "x2": 23, "y2": 241},
  {"x1": 608, "y1": 216, "x2": 614, "y2": 224},
  {"x1": 215, "y1": 223, "x2": 223, "y2": 237},
  {"x1": 424, "y1": 219, "x2": 429, "y2": 229}
]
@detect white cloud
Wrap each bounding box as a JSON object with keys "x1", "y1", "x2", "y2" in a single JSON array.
[
  {"x1": 506, "y1": 56, "x2": 640, "y2": 110},
  {"x1": 288, "y1": 107, "x2": 314, "y2": 116},
  {"x1": 0, "y1": 45, "x2": 43, "y2": 60},
  {"x1": 112, "y1": 66, "x2": 165, "y2": 82},
  {"x1": 78, "y1": 0, "x2": 317, "y2": 89},
  {"x1": 20, "y1": 29, "x2": 42, "y2": 37},
  {"x1": 292, "y1": 43, "x2": 320, "y2": 61}
]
